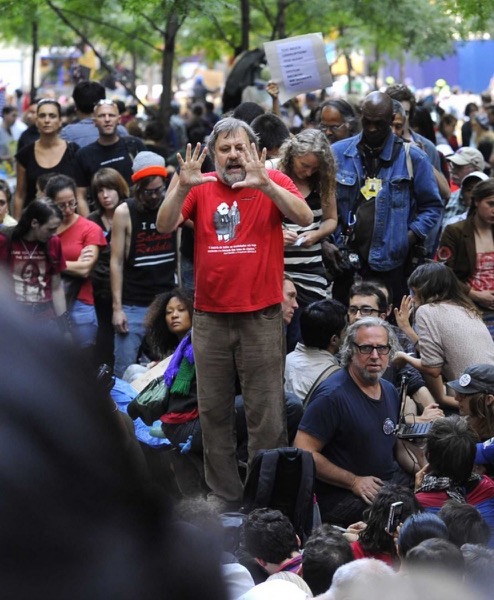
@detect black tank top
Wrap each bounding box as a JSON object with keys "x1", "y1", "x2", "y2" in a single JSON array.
[{"x1": 122, "y1": 199, "x2": 176, "y2": 306}]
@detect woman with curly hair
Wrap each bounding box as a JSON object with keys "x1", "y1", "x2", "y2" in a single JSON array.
[
  {"x1": 127, "y1": 287, "x2": 206, "y2": 495},
  {"x1": 278, "y1": 128, "x2": 337, "y2": 350},
  {"x1": 350, "y1": 484, "x2": 422, "y2": 567},
  {"x1": 144, "y1": 287, "x2": 194, "y2": 359}
]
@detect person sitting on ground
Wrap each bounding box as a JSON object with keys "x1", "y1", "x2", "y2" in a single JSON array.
[
  {"x1": 295, "y1": 317, "x2": 414, "y2": 528},
  {"x1": 317, "y1": 558, "x2": 396, "y2": 600},
  {"x1": 403, "y1": 538, "x2": 465, "y2": 577},
  {"x1": 438, "y1": 500, "x2": 490, "y2": 547},
  {"x1": 393, "y1": 262, "x2": 494, "y2": 409},
  {"x1": 284, "y1": 299, "x2": 346, "y2": 402},
  {"x1": 461, "y1": 543, "x2": 494, "y2": 599},
  {"x1": 241, "y1": 508, "x2": 302, "y2": 580},
  {"x1": 0, "y1": 282, "x2": 227, "y2": 600},
  {"x1": 348, "y1": 484, "x2": 422, "y2": 567},
  {"x1": 301, "y1": 524, "x2": 354, "y2": 596},
  {"x1": 350, "y1": 281, "x2": 442, "y2": 420},
  {"x1": 395, "y1": 512, "x2": 450, "y2": 562},
  {"x1": 126, "y1": 288, "x2": 208, "y2": 497},
  {"x1": 414, "y1": 415, "x2": 494, "y2": 547},
  {"x1": 448, "y1": 363, "x2": 494, "y2": 476}
]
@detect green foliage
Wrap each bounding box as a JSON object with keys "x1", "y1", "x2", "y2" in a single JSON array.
[{"x1": 0, "y1": 0, "x2": 492, "y2": 108}]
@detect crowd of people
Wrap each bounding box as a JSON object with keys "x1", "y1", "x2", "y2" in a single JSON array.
[{"x1": 1, "y1": 77, "x2": 494, "y2": 597}]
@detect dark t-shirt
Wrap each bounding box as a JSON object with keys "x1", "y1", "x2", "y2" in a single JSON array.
[
  {"x1": 74, "y1": 136, "x2": 146, "y2": 188},
  {"x1": 299, "y1": 368, "x2": 400, "y2": 492},
  {"x1": 15, "y1": 141, "x2": 79, "y2": 207}
]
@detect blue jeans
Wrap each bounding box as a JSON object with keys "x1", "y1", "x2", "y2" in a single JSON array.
[
  {"x1": 70, "y1": 300, "x2": 98, "y2": 348},
  {"x1": 113, "y1": 304, "x2": 147, "y2": 378},
  {"x1": 193, "y1": 305, "x2": 287, "y2": 504}
]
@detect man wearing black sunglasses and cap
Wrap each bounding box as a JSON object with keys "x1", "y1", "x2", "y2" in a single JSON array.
[{"x1": 110, "y1": 151, "x2": 176, "y2": 377}]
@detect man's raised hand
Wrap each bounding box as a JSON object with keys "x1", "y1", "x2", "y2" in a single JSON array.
[
  {"x1": 177, "y1": 143, "x2": 217, "y2": 188},
  {"x1": 231, "y1": 143, "x2": 270, "y2": 190}
]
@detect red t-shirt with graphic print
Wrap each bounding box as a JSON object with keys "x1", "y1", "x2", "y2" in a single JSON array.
[{"x1": 182, "y1": 170, "x2": 304, "y2": 313}]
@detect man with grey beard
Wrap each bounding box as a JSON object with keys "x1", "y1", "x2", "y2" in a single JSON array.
[
  {"x1": 295, "y1": 317, "x2": 412, "y2": 526},
  {"x1": 157, "y1": 117, "x2": 313, "y2": 509}
]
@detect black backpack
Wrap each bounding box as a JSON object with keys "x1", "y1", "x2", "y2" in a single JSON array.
[{"x1": 241, "y1": 447, "x2": 321, "y2": 544}]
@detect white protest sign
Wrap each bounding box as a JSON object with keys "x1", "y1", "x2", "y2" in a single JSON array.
[{"x1": 264, "y1": 33, "x2": 332, "y2": 104}]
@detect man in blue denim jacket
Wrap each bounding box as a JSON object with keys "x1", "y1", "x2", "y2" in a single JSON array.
[{"x1": 330, "y1": 92, "x2": 443, "y2": 303}]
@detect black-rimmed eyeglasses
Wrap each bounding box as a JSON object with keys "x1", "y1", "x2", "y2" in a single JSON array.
[
  {"x1": 352, "y1": 343, "x2": 391, "y2": 355},
  {"x1": 347, "y1": 306, "x2": 381, "y2": 317}
]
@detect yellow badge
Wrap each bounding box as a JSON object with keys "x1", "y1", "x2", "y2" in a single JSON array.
[{"x1": 360, "y1": 177, "x2": 382, "y2": 200}]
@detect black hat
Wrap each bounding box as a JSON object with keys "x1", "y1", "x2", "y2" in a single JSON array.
[{"x1": 448, "y1": 364, "x2": 494, "y2": 394}]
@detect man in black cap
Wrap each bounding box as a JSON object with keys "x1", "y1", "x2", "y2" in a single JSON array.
[{"x1": 448, "y1": 364, "x2": 494, "y2": 474}]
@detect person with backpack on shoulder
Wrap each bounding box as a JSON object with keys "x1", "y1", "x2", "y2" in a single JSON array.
[
  {"x1": 284, "y1": 299, "x2": 346, "y2": 405},
  {"x1": 74, "y1": 99, "x2": 146, "y2": 210}
]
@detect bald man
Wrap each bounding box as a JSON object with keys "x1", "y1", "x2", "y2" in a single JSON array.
[{"x1": 329, "y1": 91, "x2": 443, "y2": 303}]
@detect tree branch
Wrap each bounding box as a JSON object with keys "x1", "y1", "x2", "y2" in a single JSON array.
[
  {"x1": 210, "y1": 14, "x2": 238, "y2": 51},
  {"x1": 51, "y1": 7, "x2": 158, "y2": 51},
  {"x1": 45, "y1": 1, "x2": 142, "y2": 104}
]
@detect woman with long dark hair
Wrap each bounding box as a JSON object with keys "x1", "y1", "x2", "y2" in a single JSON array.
[
  {"x1": 438, "y1": 179, "x2": 494, "y2": 337},
  {"x1": 128, "y1": 288, "x2": 207, "y2": 496},
  {"x1": 351, "y1": 484, "x2": 422, "y2": 567},
  {"x1": 394, "y1": 262, "x2": 494, "y2": 407},
  {"x1": 0, "y1": 198, "x2": 69, "y2": 328},
  {"x1": 14, "y1": 99, "x2": 83, "y2": 219}
]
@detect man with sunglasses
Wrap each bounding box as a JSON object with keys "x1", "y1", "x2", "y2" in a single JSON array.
[
  {"x1": 295, "y1": 317, "x2": 413, "y2": 526},
  {"x1": 61, "y1": 81, "x2": 129, "y2": 148},
  {"x1": 110, "y1": 151, "x2": 176, "y2": 377},
  {"x1": 74, "y1": 99, "x2": 145, "y2": 209}
]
